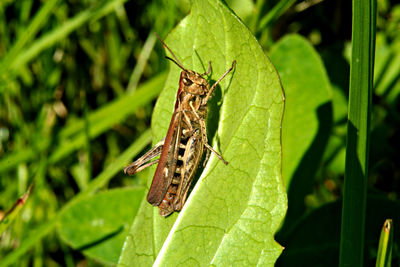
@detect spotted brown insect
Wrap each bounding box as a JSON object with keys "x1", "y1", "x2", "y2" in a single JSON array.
[{"x1": 124, "y1": 34, "x2": 236, "y2": 216}]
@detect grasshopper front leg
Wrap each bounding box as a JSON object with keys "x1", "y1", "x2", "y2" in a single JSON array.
[
  {"x1": 199, "y1": 118, "x2": 228, "y2": 166},
  {"x1": 187, "y1": 101, "x2": 228, "y2": 166},
  {"x1": 124, "y1": 139, "x2": 165, "y2": 175}
]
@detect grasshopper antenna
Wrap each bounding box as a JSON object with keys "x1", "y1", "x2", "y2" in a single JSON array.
[{"x1": 155, "y1": 32, "x2": 187, "y2": 71}]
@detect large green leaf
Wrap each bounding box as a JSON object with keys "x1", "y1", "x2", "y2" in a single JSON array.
[
  {"x1": 118, "y1": 0, "x2": 285, "y2": 266},
  {"x1": 270, "y1": 34, "x2": 332, "y2": 189},
  {"x1": 58, "y1": 188, "x2": 144, "y2": 265},
  {"x1": 269, "y1": 35, "x2": 332, "y2": 234}
]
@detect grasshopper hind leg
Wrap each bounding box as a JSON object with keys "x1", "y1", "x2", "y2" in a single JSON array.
[{"x1": 124, "y1": 139, "x2": 165, "y2": 175}]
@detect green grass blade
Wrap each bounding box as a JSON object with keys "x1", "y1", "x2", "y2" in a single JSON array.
[
  {"x1": 127, "y1": 32, "x2": 157, "y2": 92},
  {"x1": 0, "y1": 185, "x2": 32, "y2": 235},
  {"x1": 376, "y1": 219, "x2": 393, "y2": 267},
  {"x1": 0, "y1": 0, "x2": 58, "y2": 69},
  {"x1": 7, "y1": 0, "x2": 127, "y2": 73},
  {"x1": 80, "y1": 129, "x2": 151, "y2": 199},
  {"x1": 339, "y1": 0, "x2": 377, "y2": 266},
  {"x1": 0, "y1": 73, "x2": 166, "y2": 173},
  {"x1": 257, "y1": 0, "x2": 296, "y2": 33}
]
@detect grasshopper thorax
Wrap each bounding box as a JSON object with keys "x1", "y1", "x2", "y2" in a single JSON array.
[{"x1": 179, "y1": 70, "x2": 209, "y2": 96}]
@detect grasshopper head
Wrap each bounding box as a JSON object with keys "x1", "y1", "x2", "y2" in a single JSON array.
[
  {"x1": 179, "y1": 70, "x2": 209, "y2": 96},
  {"x1": 156, "y1": 34, "x2": 212, "y2": 97}
]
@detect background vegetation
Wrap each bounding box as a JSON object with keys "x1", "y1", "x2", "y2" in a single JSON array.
[{"x1": 0, "y1": 0, "x2": 399, "y2": 266}]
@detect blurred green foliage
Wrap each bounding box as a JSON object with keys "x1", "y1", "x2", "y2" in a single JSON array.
[{"x1": 0, "y1": 0, "x2": 399, "y2": 266}]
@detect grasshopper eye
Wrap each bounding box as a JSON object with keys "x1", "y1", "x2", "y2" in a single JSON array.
[{"x1": 183, "y1": 78, "x2": 193, "y2": 86}]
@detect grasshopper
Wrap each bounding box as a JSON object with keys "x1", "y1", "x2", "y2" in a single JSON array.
[{"x1": 124, "y1": 34, "x2": 236, "y2": 216}]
